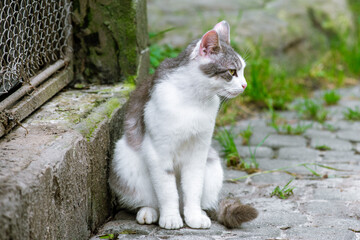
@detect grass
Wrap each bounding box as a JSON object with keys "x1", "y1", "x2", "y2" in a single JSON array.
[
  {"x1": 215, "y1": 128, "x2": 241, "y2": 167},
  {"x1": 276, "y1": 123, "x2": 313, "y2": 135},
  {"x1": 323, "y1": 90, "x2": 341, "y2": 105},
  {"x1": 271, "y1": 179, "x2": 295, "y2": 199},
  {"x1": 344, "y1": 107, "x2": 360, "y2": 121},
  {"x1": 215, "y1": 128, "x2": 262, "y2": 173},
  {"x1": 315, "y1": 145, "x2": 332, "y2": 151},
  {"x1": 239, "y1": 125, "x2": 253, "y2": 145},
  {"x1": 295, "y1": 99, "x2": 328, "y2": 123}
]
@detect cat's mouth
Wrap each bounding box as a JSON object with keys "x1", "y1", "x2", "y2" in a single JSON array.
[{"x1": 220, "y1": 90, "x2": 243, "y2": 98}]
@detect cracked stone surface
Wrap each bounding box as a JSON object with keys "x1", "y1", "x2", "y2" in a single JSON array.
[{"x1": 90, "y1": 87, "x2": 360, "y2": 239}]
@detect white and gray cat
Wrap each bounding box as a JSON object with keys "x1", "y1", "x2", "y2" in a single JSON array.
[{"x1": 109, "y1": 21, "x2": 258, "y2": 229}]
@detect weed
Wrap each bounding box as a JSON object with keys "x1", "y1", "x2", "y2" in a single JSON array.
[
  {"x1": 215, "y1": 128, "x2": 259, "y2": 172},
  {"x1": 248, "y1": 135, "x2": 269, "y2": 169},
  {"x1": 271, "y1": 179, "x2": 295, "y2": 199},
  {"x1": 296, "y1": 99, "x2": 328, "y2": 123},
  {"x1": 99, "y1": 234, "x2": 115, "y2": 239},
  {"x1": 274, "y1": 123, "x2": 313, "y2": 135},
  {"x1": 215, "y1": 128, "x2": 241, "y2": 167},
  {"x1": 239, "y1": 125, "x2": 253, "y2": 145},
  {"x1": 344, "y1": 107, "x2": 360, "y2": 121},
  {"x1": 323, "y1": 90, "x2": 341, "y2": 105},
  {"x1": 322, "y1": 123, "x2": 337, "y2": 132},
  {"x1": 315, "y1": 145, "x2": 332, "y2": 151}
]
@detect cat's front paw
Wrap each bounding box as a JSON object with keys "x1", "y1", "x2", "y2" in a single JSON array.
[
  {"x1": 185, "y1": 212, "x2": 211, "y2": 229},
  {"x1": 159, "y1": 214, "x2": 184, "y2": 229}
]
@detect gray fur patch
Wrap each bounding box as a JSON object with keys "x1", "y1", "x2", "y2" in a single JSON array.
[
  {"x1": 124, "y1": 41, "x2": 197, "y2": 149},
  {"x1": 200, "y1": 41, "x2": 242, "y2": 82},
  {"x1": 165, "y1": 169, "x2": 175, "y2": 175}
]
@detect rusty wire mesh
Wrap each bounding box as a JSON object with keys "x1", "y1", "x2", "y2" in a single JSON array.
[{"x1": 0, "y1": 0, "x2": 72, "y2": 96}]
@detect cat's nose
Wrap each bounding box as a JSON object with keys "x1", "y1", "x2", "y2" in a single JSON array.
[{"x1": 242, "y1": 83, "x2": 247, "y2": 89}]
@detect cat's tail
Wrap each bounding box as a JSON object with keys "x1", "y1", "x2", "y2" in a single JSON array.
[{"x1": 215, "y1": 197, "x2": 258, "y2": 228}]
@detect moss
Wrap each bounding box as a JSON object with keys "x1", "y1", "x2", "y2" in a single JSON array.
[
  {"x1": 105, "y1": 98, "x2": 120, "y2": 118},
  {"x1": 73, "y1": 0, "x2": 147, "y2": 84}
]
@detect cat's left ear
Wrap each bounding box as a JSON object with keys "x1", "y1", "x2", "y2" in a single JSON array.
[
  {"x1": 213, "y1": 20, "x2": 230, "y2": 45},
  {"x1": 199, "y1": 30, "x2": 220, "y2": 57}
]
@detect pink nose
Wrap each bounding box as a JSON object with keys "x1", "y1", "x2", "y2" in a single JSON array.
[{"x1": 242, "y1": 83, "x2": 247, "y2": 89}]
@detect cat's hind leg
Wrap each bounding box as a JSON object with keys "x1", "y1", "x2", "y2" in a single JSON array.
[
  {"x1": 136, "y1": 207, "x2": 159, "y2": 224},
  {"x1": 201, "y1": 147, "x2": 224, "y2": 210},
  {"x1": 109, "y1": 137, "x2": 158, "y2": 212}
]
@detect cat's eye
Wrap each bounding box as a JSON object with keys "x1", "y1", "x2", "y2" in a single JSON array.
[{"x1": 228, "y1": 69, "x2": 237, "y2": 77}]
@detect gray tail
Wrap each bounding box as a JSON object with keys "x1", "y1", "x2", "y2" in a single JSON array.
[{"x1": 216, "y1": 197, "x2": 258, "y2": 228}]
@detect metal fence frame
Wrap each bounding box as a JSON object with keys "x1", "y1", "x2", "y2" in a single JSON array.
[{"x1": 0, "y1": 0, "x2": 73, "y2": 138}]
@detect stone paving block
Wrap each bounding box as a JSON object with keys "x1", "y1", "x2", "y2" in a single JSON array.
[
  {"x1": 303, "y1": 129, "x2": 336, "y2": 139},
  {"x1": 320, "y1": 150, "x2": 360, "y2": 163},
  {"x1": 326, "y1": 105, "x2": 346, "y2": 120},
  {"x1": 278, "y1": 147, "x2": 320, "y2": 161},
  {"x1": 325, "y1": 120, "x2": 360, "y2": 130},
  {"x1": 255, "y1": 158, "x2": 316, "y2": 175},
  {"x1": 283, "y1": 227, "x2": 356, "y2": 240},
  {"x1": 338, "y1": 86, "x2": 360, "y2": 97},
  {"x1": 339, "y1": 99, "x2": 360, "y2": 109},
  {"x1": 299, "y1": 200, "x2": 354, "y2": 219},
  {"x1": 337, "y1": 130, "x2": 360, "y2": 142},
  {"x1": 238, "y1": 146, "x2": 274, "y2": 158},
  {"x1": 247, "y1": 171, "x2": 294, "y2": 184},
  {"x1": 250, "y1": 133, "x2": 307, "y2": 148},
  {"x1": 277, "y1": 111, "x2": 298, "y2": 120},
  {"x1": 312, "y1": 184, "x2": 360, "y2": 201},
  {"x1": 310, "y1": 137, "x2": 352, "y2": 151},
  {"x1": 234, "y1": 118, "x2": 268, "y2": 129},
  {"x1": 356, "y1": 143, "x2": 360, "y2": 153}
]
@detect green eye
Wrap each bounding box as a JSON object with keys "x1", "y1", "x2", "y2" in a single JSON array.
[{"x1": 228, "y1": 69, "x2": 236, "y2": 76}]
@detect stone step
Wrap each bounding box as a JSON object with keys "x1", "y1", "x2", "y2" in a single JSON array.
[{"x1": 0, "y1": 84, "x2": 132, "y2": 240}]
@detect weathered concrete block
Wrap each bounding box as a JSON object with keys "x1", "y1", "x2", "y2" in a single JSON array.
[
  {"x1": 250, "y1": 133, "x2": 307, "y2": 148},
  {"x1": 278, "y1": 147, "x2": 320, "y2": 161},
  {"x1": 238, "y1": 146, "x2": 274, "y2": 159},
  {"x1": 337, "y1": 130, "x2": 360, "y2": 142},
  {"x1": 0, "y1": 84, "x2": 133, "y2": 240},
  {"x1": 310, "y1": 137, "x2": 352, "y2": 151}
]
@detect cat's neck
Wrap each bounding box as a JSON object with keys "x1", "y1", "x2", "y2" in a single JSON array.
[{"x1": 162, "y1": 62, "x2": 220, "y2": 105}]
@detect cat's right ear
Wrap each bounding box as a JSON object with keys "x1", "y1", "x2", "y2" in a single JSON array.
[{"x1": 199, "y1": 30, "x2": 220, "y2": 57}]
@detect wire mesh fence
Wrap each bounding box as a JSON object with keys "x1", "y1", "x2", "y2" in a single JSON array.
[{"x1": 0, "y1": 0, "x2": 72, "y2": 97}]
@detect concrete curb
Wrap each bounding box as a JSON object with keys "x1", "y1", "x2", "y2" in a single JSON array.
[{"x1": 0, "y1": 84, "x2": 131, "y2": 240}]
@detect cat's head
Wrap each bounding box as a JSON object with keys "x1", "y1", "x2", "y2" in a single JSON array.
[{"x1": 190, "y1": 21, "x2": 247, "y2": 98}]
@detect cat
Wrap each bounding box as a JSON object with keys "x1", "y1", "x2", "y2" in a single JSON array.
[{"x1": 109, "y1": 20, "x2": 258, "y2": 230}]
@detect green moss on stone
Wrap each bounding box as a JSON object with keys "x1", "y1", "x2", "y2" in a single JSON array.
[{"x1": 105, "y1": 98, "x2": 121, "y2": 118}]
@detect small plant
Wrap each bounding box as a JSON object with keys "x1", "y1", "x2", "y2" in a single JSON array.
[
  {"x1": 323, "y1": 90, "x2": 341, "y2": 105},
  {"x1": 275, "y1": 123, "x2": 313, "y2": 135},
  {"x1": 239, "y1": 125, "x2": 253, "y2": 145},
  {"x1": 215, "y1": 129, "x2": 240, "y2": 167},
  {"x1": 248, "y1": 135, "x2": 269, "y2": 169},
  {"x1": 296, "y1": 99, "x2": 328, "y2": 123},
  {"x1": 271, "y1": 179, "x2": 295, "y2": 199},
  {"x1": 215, "y1": 128, "x2": 259, "y2": 172},
  {"x1": 315, "y1": 145, "x2": 332, "y2": 151},
  {"x1": 323, "y1": 123, "x2": 337, "y2": 132},
  {"x1": 99, "y1": 234, "x2": 115, "y2": 239},
  {"x1": 344, "y1": 107, "x2": 360, "y2": 121}
]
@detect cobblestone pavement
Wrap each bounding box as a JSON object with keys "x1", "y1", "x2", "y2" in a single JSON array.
[{"x1": 90, "y1": 86, "x2": 360, "y2": 240}]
